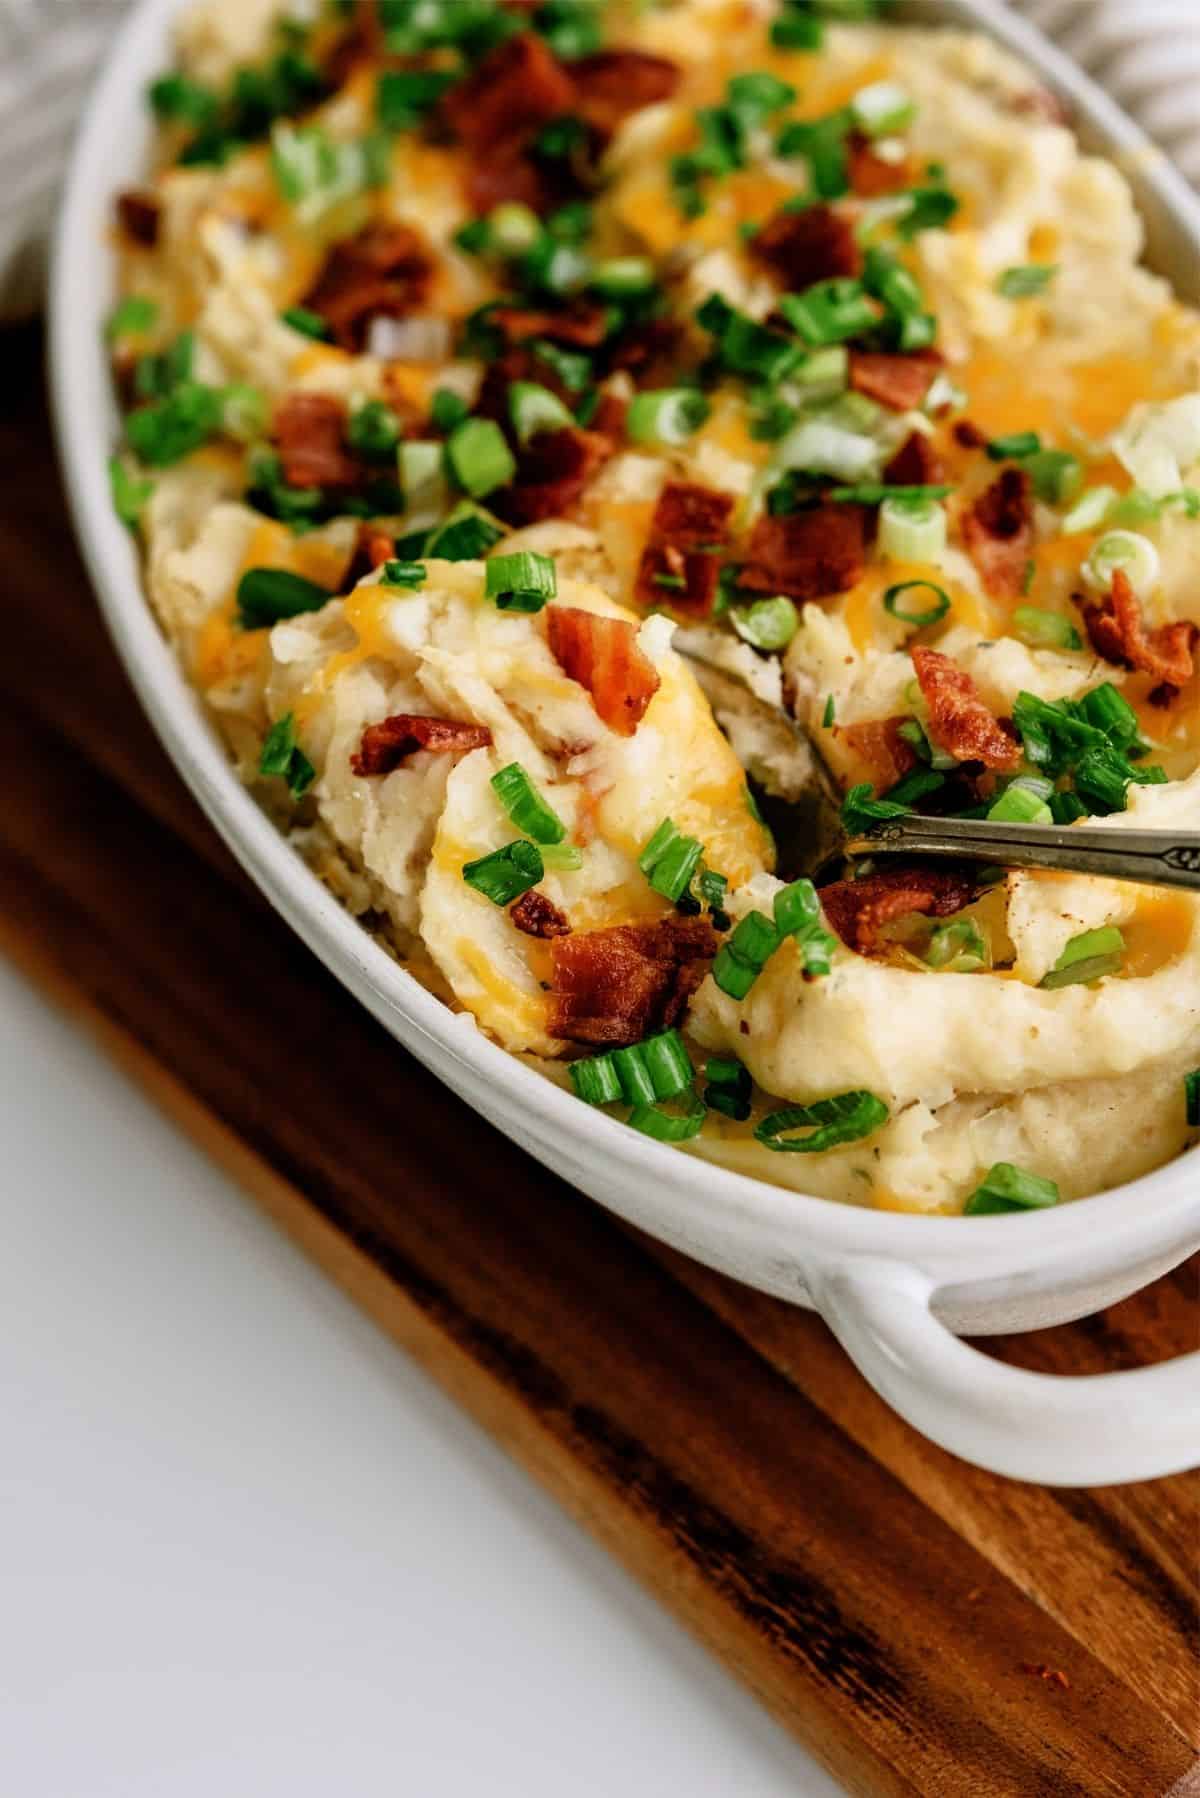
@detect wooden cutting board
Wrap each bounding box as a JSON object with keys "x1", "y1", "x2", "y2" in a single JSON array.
[{"x1": 4, "y1": 323, "x2": 1197, "y2": 1797}]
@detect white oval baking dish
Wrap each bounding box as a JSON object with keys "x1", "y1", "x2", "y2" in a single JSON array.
[{"x1": 49, "y1": 0, "x2": 1200, "y2": 1486}]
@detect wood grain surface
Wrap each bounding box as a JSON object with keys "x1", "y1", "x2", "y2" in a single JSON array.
[{"x1": 3, "y1": 324, "x2": 1197, "y2": 1797}]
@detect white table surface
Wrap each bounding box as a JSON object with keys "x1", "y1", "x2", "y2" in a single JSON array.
[{"x1": 0, "y1": 958, "x2": 841, "y2": 1797}]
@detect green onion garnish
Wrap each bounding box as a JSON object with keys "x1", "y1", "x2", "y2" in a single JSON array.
[
  {"x1": 591, "y1": 256, "x2": 657, "y2": 298},
  {"x1": 612, "y1": 1043, "x2": 657, "y2": 1107},
  {"x1": 1186, "y1": 1070, "x2": 1200, "y2": 1128},
  {"x1": 987, "y1": 431, "x2": 1042, "y2": 462},
  {"x1": 281, "y1": 305, "x2": 329, "y2": 340},
  {"x1": 712, "y1": 909, "x2": 780, "y2": 999},
  {"x1": 878, "y1": 496, "x2": 948, "y2": 565},
  {"x1": 828, "y1": 483, "x2": 954, "y2": 505},
  {"x1": 1083, "y1": 529, "x2": 1160, "y2": 600},
  {"x1": 1012, "y1": 605, "x2": 1082, "y2": 652},
  {"x1": 491, "y1": 763, "x2": 567, "y2": 845},
  {"x1": 895, "y1": 184, "x2": 960, "y2": 239},
  {"x1": 1077, "y1": 682, "x2": 1139, "y2": 747},
  {"x1": 426, "y1": 502, "x2": 507, "y2": 562},
  {"x1": 1062, "y1": 486, "x2": 1119, "y2": 535},
  {"x1": 627, "y1": 388, "x2": 710, "y2": 448},
  {"x1": 774, "y1": 878, "x2": 837, "y2": 975},
  {"x1": 842, "y1": 783, "x2": 910, "y2": 835},
  {"x1": 259, "y1": 712, "x2": 316, "y2": 801},
  {"x1": 1026, "y1": 449, "x2": 1083, "y2": 507},
  {"x1": 106, "y1": 295, "x2": 159, "y2": 341},
  {"x1": 638, "y1": 820, "x2": 706, "y2": 904},
  {"x1": 779, "y1": 279, "x2": 880, "y2": 348},
  {"x1": 237, "y1": 567, "x2": 333, "y2": 630},
  {"x1": 484, "y1": 550, "x2": 557, "y2": 614},
  {"x1": 462, "y1": 840, "x2": 544, "y2": 906},
  {"x1": 377, "y1": 68, "x2": 453, "y2": 131},
  {"x1": 823, "y1": 694, "x2": 836, "y2": 728},
  {"x1": 882, "y1": 581, "x2": 951, "y2": 627},
  {"x1": 1039, "y1": 926, "x2": 1125, "y2": 989},
  {"x1": 732, "y1": 596, "x2": 799, "y2": 652},
  {"x1": 148, "y1": 71, "x2": 219, "y2": 126},
  {"x1": 704, "y1": 1056, "x2": 752, "y2": 1122},
  {"x1": 509, "y1": 381, "x2": 574, "y2": 446},
  {"x1": 851, "y1": 79, "x2": 916, "y2": 137},
  {"x1": 771, "y1": 11, "x2": 823, "y2": 50},
  {"x1": 775, "y1": 115, "x2": 850, "y2": 199},
  {"x1": 126, "y1": 381, "x2": 224, "y2": 466},
  {"x1": 447, "y1": 417, "x2": 516, "y2": 499},
  {"x1": 755, "y1": 1090, "x2": 889, "y2": 1154},
  {"x1": 627, "y1": 1092, "x2": 707, "y2": 1142},
  {"x1": 485, "y1": 201, "x2": 542, "y2": 258},
  {"x1": 347, "y1": 399, "x2": 402, "y2": 459},
  {"x1": 964, "y1": 1162, "x2": 1060, "y2": 1215},
  {"x1": 996, "y1": 264, "x2": 1058, "y2": 299},
  {"x1": 925, "y1": 918, "x2": 988, "y2": 973},
  {"x1": 695, "y1": 292, "x2": 804, "y2": 383},
  {"x1": 431, "y1": 388, "x2": 470, "y2": 435},
  {"x1": 381, "y1": 560, "x2": 426, "y2": 589},
  {"x1": 987, "y1": 779, "x2": 1054, "y2": 825},
  {"x1": 639, "y1": 1029, "x2": 695, "y2": 1102},
  {"x1": 1073, "y1": 744, "x2": 1137, "y2": 815},
  {"x1": 108, "y1": 456, "x2": 155, "y2": 531},
  {"x1": 570, "y1": 1054, "x2": 622, "y2": 1107},
  {"x1": 541, "y1": 842, "x2": 584, "y2": 871}
]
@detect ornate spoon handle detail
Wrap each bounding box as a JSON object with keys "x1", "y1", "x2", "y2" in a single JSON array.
[{"x1": 848, "y1": 817, "x2": 1200, "y2": 892}]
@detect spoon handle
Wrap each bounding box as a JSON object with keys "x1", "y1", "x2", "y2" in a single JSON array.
[{"x1": 847, "y1": 815, "x2": 1200, "y2": 892}]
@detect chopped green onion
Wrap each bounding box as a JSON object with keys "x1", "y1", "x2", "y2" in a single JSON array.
[
  {"x1": 377, "y1": 67, "x2": 453, "y2": 131},
  {"x1": 704, "y1": 1056, "x2": 752, "y2": 1122},
  {"x1": 627, "y1": 388, "x2": 710, "y2": 448},
  {"x1": 964, "y1": 1162, "x2": 1060, "y2": 1215},
  {"x1": 696, "y1": 293, "x2": 803, "y2": 383},
  {"x1": 878, "y1": 496, "x2": 947, "y2": 564},
  {"x1": 484, "y1": 549, "x2": 557, "y2": 614},
  {"x1": 1013, "y1": 606, "x2": 1082, "y2": 652},
  {"x1": 527, "y1": 337, "x2": 593, "y2": 393},
  {"x1": 108, "y1": 456, "x2": 155, "y2": 531},
  {"x1": 400, "y1": 439, "x2": 447, "y2": 517},
  {"x1": 775, "y1": 116, "x2": 850, "y2": 199},
  {"x1": 1186, "y1": 1070, "x2": 1200, "y2": 1128},
  {"x1": 987, "y1": 431, "x2": 1042, "y2": 462},
  {"x1": 446, "y1": 417, "x2": 516, "y2": 499},
  {"x1": 347, "y1": 398, "x2": 402, "y2": 458},
  {"x1": 126, "y1": 381, "x2": 223, "y2": 466},
  {"x1": 541, "y1": 841, "x2": 584, "y2": 871},
  {"x1": 851, "y1": 80, "x2": 916, "y2": 137},
  {"x1": 1076, "y1": 682, "x2": 1139, "y2": 746},
  {"x1": 612, "y1": 1043, "x2": 657, "y2": 1107},
  {"x1": 237, "y1": 566, "x2": 333, "y2": 630},
  {"x1": 779, "y1": 279, "x2": 880, "y2": 347},
  {"x1": 570, "y1": 1054, "x2": 622, "y2": 1107},
  {"x1": 1073, "y1": 743, "x2": 1137, "y2": 814},
  {"x1": 883, "y1": 580, "x2": 951, "y2": 627},
  {"x1": 895, "y1": 185, "x2": 960, "y2": 239},
  {"x1": 774, "y1": 879, "x2": 820, "y2": 938},
  {"x1": 755, "y1": 1090, "x2": 889, "y2": 1154},
  {"x1": 431, "y1": 388, "x2": 470, "y2": 434},
  {"x1": 1026, "y1": 449, "x2": 1083, "y2": 506},
  {"x1": 925, "y1": 918, "x2": 988, "y2": 972},
  {"x1": 1083, "y1": 529, "x2": 1160, "y2": 599},
  {"x1": 987, "y1": 780, "x2": 1054, "y2": 825},
  {"x1": 771, "y1": 415, "x2": 881, "y2": 484},
  {"x1": 828, "y1": 482, "x2": 953, "y2": 505},
  {"x1": 640, "y1": 1029, "x2": 695, "y2": 1101},
  {"x1": 258, "y1": 712, "x2": 316, "y2": 801},
  {"x1": 106, "y1": 295, "x2": 159, "y2": 341},
  {"x1": 454, "y1": 217, "x2": 492, "y2": 256},
  {"x1": 627, "y1": 1092, "x2": 707, "y2": 1142},
  {"x1": 883, "y1": 766, "x2": 945, "y2": 808},
  {"x1": 1049, "y1": 790, "x2": 1088, "y2": 826},
  {"x1": 591, "y1": 256, "x2": 657, "y2": 298},
  {"x1": 650, "y1": 834, "x2": 705, "y2": 904},
  {"x1": 482, "y1": 201, "x2": 541, "y2": 259},
  {"x1": 771, "y1": 11, "x2": 824, "y2": 50},
  {"x1": 842, "y1": 783, "x2": 910, "y2": 835},
  {"x1": 1039, "y1": 926, "x2": 1125, "y2": 989},
  {"x1": 822, "y1": 694, "x2": 836, "y2": 728},
  {"x1": 219, "y1": 383, "x2": 268, "y2": 443},
  {"x1": 1062, "y1": 486, "x2": 1118, "y2": 535},
  {"x1": 1108, "y1": 488, "x2": 1164, "y2": 527},
  {"x1": 732, "y1": 596, "x2": 799, "y2": 652},
  {"x1": 996, "y1": 264, "x2": 1058, "y2": 299},
  {"x1": 462, "y1": 840, "x2": 543, "y2": 906},
  {"x1": 281, "y1": 305, "x2": 329, "y2": 340},
  {"x1": 491, "y1": 763, "x2": 567, "y2": 845},
  {"x1": 148, "y1": 71, "x2": 219, "y2": 126},
  {"x1": 380, "y1": 560, "x2": 426, "y2": 589},
  {"x1": 509, "y1": 381, "x2": 574, "y2": 446},
  {"x1": 795, "y1": 345, "x2": 851, "y2": 395}
]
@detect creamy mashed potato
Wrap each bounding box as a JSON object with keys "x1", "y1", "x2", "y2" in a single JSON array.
[{"x1": 109, "y1": 0, "x2": 1200, "y2": 1212}]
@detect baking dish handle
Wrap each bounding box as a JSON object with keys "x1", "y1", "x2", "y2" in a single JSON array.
[{"x1": 815, "y1": 1259, "x2": 1200, "y2": 1486}]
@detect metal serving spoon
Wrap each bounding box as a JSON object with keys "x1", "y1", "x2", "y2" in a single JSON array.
[{"x1": 675, "y1": 638, "x2": 1200, "y2": 893}]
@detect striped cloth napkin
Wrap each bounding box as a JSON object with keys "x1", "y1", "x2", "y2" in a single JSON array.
[{"x1": 0, "y1": 0, "x2": 1196, "y2": 318}]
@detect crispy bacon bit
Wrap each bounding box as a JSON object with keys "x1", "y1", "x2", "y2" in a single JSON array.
[
  {"x1": 351, "y1": 715, "x2": 493, "y2": 777},
  {"x1": 847, "y1": 131, "x2": 914, "y2": 197},
  {"x1": 954, "y1": 420, "x2": 987, "y2": 450},
  {"x1": 571, "y1": 49, "x2": 681, "y2": 135},
  {"x1": 842, "y1": 716, "x2": 920, "y2": 788},
  {"x1": 1083, "y1": 569, "x2": 1198, "y2": 691},
  {"x1": 912, "y1": 646, "x2": 1022, "y2": 772},
  {"x1": 466, "y1": 141, "x2": 555, "y2": 216},
  {"x1": 547, "y1": 606, "x2": 661, "y2": 736},
  {"x1": 751, "y1": 202, "x2": 862, "y2": 289},
  {"x1": 590, "y1": 387, "x2": 629, "y2": 441},
  {"x1": 473, "y1": 346, "x2": 571, "y2": 425},
  {"x1": 498, "y1": 426, "x2": 614, "y2": 525},
  {"x1": 883, "y1": 431, "x2": 945, "y2": 487},
  {"x1": 739, "y1": 505, "x2": 869, "y2": 603},
  {"x1": 303, "y1": 222, "x2": 434, "y2": 352},
  {"x1": 341, "y1": 525, "x2": 396, "y2": 592},
  {"x1": 962, "y1": 467, "x2": 1035, "y2": 600},
  {"x1": 550, "y1": 916, "x2": 718, "y2": 1046},
  {"x1": 634, "y1": 480, "x2": 735, "y2": 616},
  {"x1": 490, "y1": 303, "x2": 611, "y2": 348},
  {"x1": 511, "y1": 890, "x2": 572, "y2": 939},
  {"x1": 819, "y1": 866, "x2": 977, "y2": 956},
  {"x1": 606, "y1": 318, "x2": 684, "y2": 385},
  {"x1": 116, "y1": 189, "x2": 161, "y2": 247},
  {"x1": 441, "y1": 32, "x2": 576, "y2": 156},
  {"x1": 273, "y1": 393, "x2": 361, "y2": 491},
  {"x1": 849, "y1": 350, "x2": 941, "y2": 413}
]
